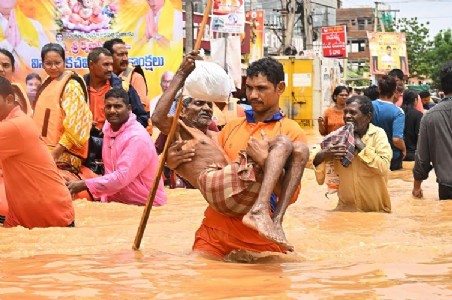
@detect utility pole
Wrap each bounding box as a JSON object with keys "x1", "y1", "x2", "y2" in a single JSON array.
[
  {"x1": 374, "y1": 1, "x2": 380, "y2": 32},
  {"x1": 303, "y1": 0, "x2": 313, "y2": 50},
  {"x1": 185, "y1": 0, "x2": 194, "y2": 53},
  {"x1": 284, "y1": 0, "x2": 296, "y2": 50}
]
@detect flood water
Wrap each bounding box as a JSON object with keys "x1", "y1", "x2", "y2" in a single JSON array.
[{"x1": 1, "y1": 129, "x2": 452, "y2": 299}]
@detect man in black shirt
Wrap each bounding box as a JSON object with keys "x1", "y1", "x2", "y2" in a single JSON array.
[{"x1": 413, "y1": 62, "x2": 452, "y2": 200}]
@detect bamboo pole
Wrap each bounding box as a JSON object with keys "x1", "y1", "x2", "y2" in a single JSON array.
[{"x1": 133, "y1": 0, "x2": 213, "y2": 250}]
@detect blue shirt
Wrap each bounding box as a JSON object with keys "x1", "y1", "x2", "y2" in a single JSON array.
[{"x1": 372, "y1": 100, "x2": 405, "y2": 159}]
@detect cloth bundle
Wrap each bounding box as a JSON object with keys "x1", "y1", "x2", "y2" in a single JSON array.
[
  {"x1": 320, "y1": 123, "x2": 355, "y2": 167},
  {"x1": 184, "y1": 60, "x2": 232, "y2": 103}
]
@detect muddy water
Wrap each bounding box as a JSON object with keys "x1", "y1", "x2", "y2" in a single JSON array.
[{"x1": 1, "y1": 129, "x2": 452, "y2": 299}]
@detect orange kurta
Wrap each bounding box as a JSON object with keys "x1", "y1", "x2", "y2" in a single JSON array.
[
  {"x1": 0, "y1": 106, "x2": 74, "y2": 228},
  {"x1": 89, "y1": 82, "x2": 111, "y2": 131},
  {"x1": 193, "y1": 114, "x2": 307, "y2": 258},
  {"x1": 130, "y1": 72, "x2": 149, "y2": 109},
  {"x1": 323, "y1": 106, "x2": 345, "y2": 135}
]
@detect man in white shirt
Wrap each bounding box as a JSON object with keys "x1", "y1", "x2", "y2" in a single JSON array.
[{"x1": 149, "y1": 70, "x2": 174, "y2": 116}]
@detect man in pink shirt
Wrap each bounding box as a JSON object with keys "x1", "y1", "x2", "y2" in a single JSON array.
[{"x1": 67, "y1": 88, "x2": 166, "y2": 206}]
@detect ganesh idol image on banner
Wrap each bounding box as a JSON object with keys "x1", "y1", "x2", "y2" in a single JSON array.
[{"x1": 55, "y1": 0, "x2": 117, "y2": 33}]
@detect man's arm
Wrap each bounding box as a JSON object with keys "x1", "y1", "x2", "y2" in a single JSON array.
[
  {"x1": 165, "y1": 140, "x2": 195, "y2": 169},
  {"x1": 393, "y1": 110, "x2": 406, "y2": 158},
  {"x1": 84, "y1": 137, "x2": 152, "y2": 197},
  {"x1": 313, "y1": 144, "x2": 346, "y2": 167},
  {"x1": 312, "y1": 144, "x2": 346, "y2": 186},
  {"x1": 151, "y1": 51, "x2": 199, "y2": 134},
  {"x1": 0, "y1": 119, "x2": 24, "y2": 160},
  {"x1": 393, "y1": 137, "x2": 406, "y2": 159},
  {"x1": 412, "y1": 118, "x2": 432, "y2": 198}
]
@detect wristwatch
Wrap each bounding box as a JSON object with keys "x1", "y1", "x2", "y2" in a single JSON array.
[{"x1": 155, "y1": 34, "x2": 162, "y2": 40}]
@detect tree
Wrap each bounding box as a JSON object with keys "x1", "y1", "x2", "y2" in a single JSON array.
[
  {"x1": 427, "y1": 29, "x2": 452, "y2": 88},
  {"x1": 394, "y1": 17, "x2": 432, "y2": 78}
]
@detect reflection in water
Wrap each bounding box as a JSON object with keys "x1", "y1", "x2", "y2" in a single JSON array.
[{"x1": 1, "y1": 129, "x2": 452, "y2": 298}]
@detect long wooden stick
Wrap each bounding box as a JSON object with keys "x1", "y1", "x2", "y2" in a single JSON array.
[{"x1": 133, "y1": 0, "x2": 213, "y2": 250}]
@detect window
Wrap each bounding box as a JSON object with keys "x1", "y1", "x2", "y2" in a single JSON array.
[{"x1": 358, "y1": 18, "x2": 366, "y2": 30}]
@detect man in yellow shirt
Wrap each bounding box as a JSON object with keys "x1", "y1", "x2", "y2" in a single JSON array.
[{"x1": 313, "y1": 95, "x2": 392, "y2": 213}]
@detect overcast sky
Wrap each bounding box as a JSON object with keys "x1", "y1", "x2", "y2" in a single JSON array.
[{"x1": 341, "y1": 0, "x2": 452, "y2": 38}]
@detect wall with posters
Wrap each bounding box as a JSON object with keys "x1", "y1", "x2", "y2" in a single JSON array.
[
  {"x1": 367, "y1": 32, "x2": 409, "y2": 75},
  {"x1": 321, "y1": 58, "x2": 345, "y2": 113},
  {"x1": 0, "y1": 0, "x2": 183, "y2": 100}
]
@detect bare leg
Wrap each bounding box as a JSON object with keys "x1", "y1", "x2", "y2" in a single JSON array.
[
  {"x1": 272, "y1": 141, "x2": 309, "y2": 249},
  {"x1": 242, "y1": 135, "x2": 294, "y2": 251}
]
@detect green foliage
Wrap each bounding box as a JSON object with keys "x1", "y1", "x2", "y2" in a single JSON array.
[
  {"x1": 428, "y1": 29, "x2": 452, "y2": 88},
  {"x1": 346, "y1": 66, "x2": 371, "y2": 86},
  {"x1": 394, "y1": 17, "x2": 432, "y2": 78}
]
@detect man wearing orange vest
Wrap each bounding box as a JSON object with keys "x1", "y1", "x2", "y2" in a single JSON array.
[
  {"x1": 103, "y1": 38, "x2": 150, "y2": 110},
  {"x1": 84, "y1": 47, "x2": 149, "y2": 133},
  {"x1": 0, "y1": 77, "x2": 74, "y2": 228}
]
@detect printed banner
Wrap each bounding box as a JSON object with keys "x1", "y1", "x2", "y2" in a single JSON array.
[
  {"x1": 210, "y1": 0, "x2": 245, "y2": 33},
  {"x1": 182, "y1": 12, "x2": 251, "y2": 54},
  {"x1": 367, "y1": 32, "x2": 409, "y2": 75},
  {"x1": 245, "y1": 10, "x2": 264, "y2": 63},
  {"x1": 0, "y1": 0, "x2": 183, "y2": 100},
  {"x1": 299, "y1": 49, "x2": 322, "y2": 58},
  {"x1": 321, "y1": 25, "x2": 347, "y2": 58},
  {"x1": 321, "y1": 58, "x2": 345, "y2": 112}
]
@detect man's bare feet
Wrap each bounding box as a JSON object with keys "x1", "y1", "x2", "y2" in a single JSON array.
[
  {"x1": 273, "y1": 222, "x2": 294, "y2": 252},
  {"x1": 242, "y1": 209, "x2": 294, "y2": 252}
]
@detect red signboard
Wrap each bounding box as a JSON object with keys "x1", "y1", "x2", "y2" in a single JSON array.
[{"x1": 321, "y1": 25, "x2": 347, "y2": 58}]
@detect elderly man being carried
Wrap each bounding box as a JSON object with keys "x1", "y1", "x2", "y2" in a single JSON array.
[{"x1": 152, "y1": 51, "x2": 309, "y2": 251}]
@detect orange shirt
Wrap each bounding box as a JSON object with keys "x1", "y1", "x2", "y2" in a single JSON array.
[
  {"x1": 0, "y1": 106, "x2": 74, "y2": 228},
  {"x1": 130, "y1": 72, "x2": 149, "y2": 110},
  {"x1": 323, "y1": 106, "x2": 345, "y2": 135},
  {"x1": 89, "y1": 81, "x2": 111, "y2": 130},
  {"x1": 194, "y1": 114, "x2": 307, "y2": 256}
]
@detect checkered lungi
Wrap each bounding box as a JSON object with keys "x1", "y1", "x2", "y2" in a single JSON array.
[{"x1": 197, "y1": 151, "x2": 263, "y2": 217}]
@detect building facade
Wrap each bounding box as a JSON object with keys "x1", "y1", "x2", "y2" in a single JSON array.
[{"x1": 336, "y1": 7, "x2": 374, "y2": 67}]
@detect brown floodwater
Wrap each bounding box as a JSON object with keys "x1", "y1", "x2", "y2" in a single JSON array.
[{"x1": 1, "y1": 129, "x2": 452, "y2": 299}]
